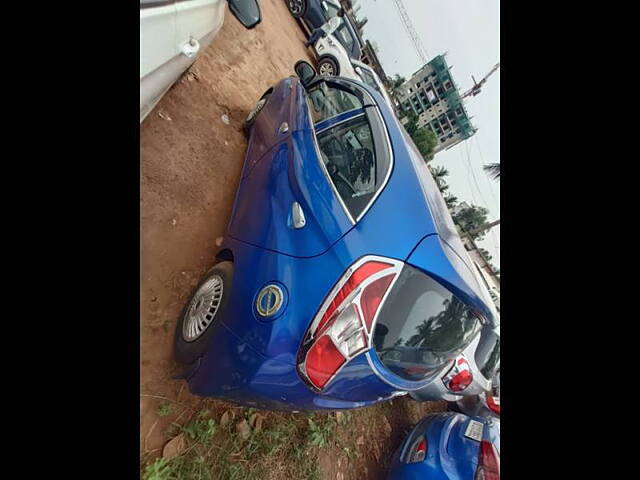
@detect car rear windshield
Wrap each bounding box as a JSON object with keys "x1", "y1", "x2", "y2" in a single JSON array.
[
  {"x1": 475, "y1": 329, "x2": 500, "y2": 379},
  {"x1": 373, "y1": 264, "x2": 482, "y2": 381}
]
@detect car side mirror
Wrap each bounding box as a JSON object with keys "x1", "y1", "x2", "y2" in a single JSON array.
[
  {"x1": 294, "y1": 60, "x2": 317, "y2": 88},
  {"x1": 227, "y1": 0, "x2": 261, "y2": 29}
]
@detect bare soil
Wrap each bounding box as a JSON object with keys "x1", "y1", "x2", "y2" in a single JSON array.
[{"x1": 140, "y1": 1, "x2": 446, "y2": 477}]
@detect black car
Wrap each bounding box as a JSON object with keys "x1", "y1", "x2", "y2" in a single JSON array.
[{"x1": 287, "y1": 0, "x2": 362, "y2": 60}]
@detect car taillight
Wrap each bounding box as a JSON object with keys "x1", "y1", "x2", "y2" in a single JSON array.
[
  {"x1": 442, "y1": 357, "x2": 473, "y2": 392},
  {"x1": 297, "y1": 256, "x2": 403, "y2": 390},
  {"x1": 407, "y1": 437, "x2": 428, "y2": 463},
  {"x1": 475, "y1": 440, "x2": 500, "y2": 480},
  {"x1": 486, "y1": 394, "x2": 500, "y2": 415}
]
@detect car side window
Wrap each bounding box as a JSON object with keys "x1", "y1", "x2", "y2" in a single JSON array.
[
  {"x1": 335, "y1": 25, "x2": 355, "y2": 53},
  {"x1": 317, "y1": 115, "x2": 377, "y2": 219},
  {"x1": 306, "y1": 83, "x2": 363, "y2": 123}
]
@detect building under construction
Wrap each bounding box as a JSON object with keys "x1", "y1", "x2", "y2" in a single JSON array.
[{"x1": 396, "y1": 54, "x2": 477, "y2": 153}]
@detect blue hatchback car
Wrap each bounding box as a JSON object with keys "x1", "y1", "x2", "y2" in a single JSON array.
[
  {"x1": 174, "y1": 61, "x2": 500, "y2": 411},
  {"x1": 387, "y1": 412, "x2": 500, "y2": 480}
]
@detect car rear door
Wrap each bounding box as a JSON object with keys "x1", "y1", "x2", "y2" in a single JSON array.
[{"x1": 227, "y1": 78, "x2": 393, "y2": 257}]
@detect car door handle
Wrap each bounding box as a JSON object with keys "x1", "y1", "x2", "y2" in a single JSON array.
[
  {"x1": 181, "y1": 37, "x2": 200, "y2": 58},
  {"x1": 290, "y1": 202, "x2": 306, "y2": 229}
]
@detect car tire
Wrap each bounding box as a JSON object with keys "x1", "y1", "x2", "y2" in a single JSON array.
[
  {"x1": 174, "y1": 261, "x2": 234, "y2": 365},
  {"x1": 318, "y1": 56, "x2": 339, "y2": 77},
  {"x1": 243, "y1": 92, "x2": 271, "y2": 136},
  {"x1": 287, "y1": 0, "x2": 307, "y2": 18}
]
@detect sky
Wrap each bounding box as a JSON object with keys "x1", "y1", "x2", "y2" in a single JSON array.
[{"x1": 356, "y1": 0, "x2": 501, "y2": 268}]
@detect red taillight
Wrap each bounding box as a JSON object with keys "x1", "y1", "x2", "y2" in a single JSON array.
[
  {"x1": 298, "y1": 257, "x2": 402, "y2": 390},
  {"x1": 408, "y1": 437, "x2": 428, "y2": 463},
  {"x1": 475, "y1": 440, "x2": 500, "y2": 480},
  {"x1": 305, "y1": 335, "x2": 346, "y2": 389},
  {"x1": 449, "y1": 369, "x2": 473, "y2": 392},
  {"x1": 360, "y1": 274, "x2": 395, "y2": 330},
  {"x1": 486, "y1": 394, "x2": 500, "y2": 415},
  {"x1": 442, "y1": 357, "x2": 473, "y2": 392}
]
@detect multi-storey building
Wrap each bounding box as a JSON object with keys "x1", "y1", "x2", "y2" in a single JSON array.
[{"x1": 396, "y1": 54, "x2": 477, "y2": 153}]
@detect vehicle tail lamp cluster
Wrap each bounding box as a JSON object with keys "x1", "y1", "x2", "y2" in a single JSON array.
[
  {"x1": 486, "y1": 394, "x2": 500, "y2": 415},
  {"x1": 475, "y1": 440, "x2": 500, "y2": 480},
  {"x1": 442, "y1": 357, "x2": 474, "y2": 392},
  {"x1": 407, "y1": 437, "x2": 428, "y2": 463},
  {"x1": 297, "y1": 257, "x2": 402, "y2": 390}
]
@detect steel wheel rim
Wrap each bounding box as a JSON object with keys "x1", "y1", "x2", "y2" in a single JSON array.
[
  {"x1": 182, "y1": 275, "x2": 224, "y2": 342},
  {"x1": 319, "y1": 62, "x2": 335, "y2": 76},
  {"x1": 289, "y1": 0, "x2": 302, "y2": 14}
]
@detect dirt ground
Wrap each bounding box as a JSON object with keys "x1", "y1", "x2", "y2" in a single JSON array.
[{"x1": 140, "y1": 1, "x2": 445, "y2": 477}]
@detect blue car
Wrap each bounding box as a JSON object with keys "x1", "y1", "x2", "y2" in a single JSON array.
[
  {"x1": 286, "y1": 0, "x2": 362, "y2": 60},
  {"x1": 388, "y1": 412, "x2": 500, "y2": 480},
  {"x1": 174, "y1": 61, "x2": 500, "y2": 411}
]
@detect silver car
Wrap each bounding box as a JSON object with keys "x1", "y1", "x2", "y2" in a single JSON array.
[{"x1": 409, "y1": 325, "x2": 500, "y2": 402}]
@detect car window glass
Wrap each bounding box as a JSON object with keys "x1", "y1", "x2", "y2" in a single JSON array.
[
  {"x1": 326, "y1": 4, "x2": 340, "y2": 17},
  {"x1": 374, "y1": 265, "x2": 482, "y2": 381},
  {"x1": 306, "y1": 83, "x2": 363, "y2": 124},
  {"x1": 317, "y1": 116, "x2": 377, "y2": 218},
  {"x1": 359, "y1": 69, "x2": 381, "y2": 93},
  {"x1": 335, "y1": 25, "x2": 355, "y2": 53}
]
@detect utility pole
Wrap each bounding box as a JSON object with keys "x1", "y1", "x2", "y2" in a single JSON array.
[{"x1": 465, "y1": 219, "x2": 500, "y2": 237}]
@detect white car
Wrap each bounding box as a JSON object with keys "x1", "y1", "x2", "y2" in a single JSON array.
[
  {"x1": 313, "y1": 33, "x2": 359, "y2": 79},
  {"x1": 140, "y1": 0, "x2": 260, "y2": 123},
  {"x1": 409, "y1": 325, "x2": 500, "y2": 402},
  {"x1": 351, "y1": 59, "x2": 395, "y2": 109},
  {"x1": 313, "y1": 36, "x2": 395, "y2": 110}
]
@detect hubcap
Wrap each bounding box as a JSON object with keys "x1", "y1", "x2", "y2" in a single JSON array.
[
  {"x1": 182, "y1": 275, "x2": 224, "y2": 342},
  {"x1": 319, "y1": 62, "x2": 335, "y2": 76},
  {"x1": 289, "y1": 0, "x2": 302, "y2": 14}
]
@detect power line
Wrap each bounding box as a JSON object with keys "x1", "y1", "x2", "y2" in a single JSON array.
[{"x1": 390, "y1": 0, "x2": 430, "y2": 64}]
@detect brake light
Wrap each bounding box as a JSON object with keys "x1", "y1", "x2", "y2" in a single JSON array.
[
  {"x1": 297, "y1": 256, "x2": 403, "y2": 390},
  {"x1": 442, "y1": 357, "x2": 473, "y2": 392},
  {"x1": 475, "y1": 440, "x2": 500, "y2": 480},
  {"x1": 486, "y1": 394, "x2": 500, "y2": 415},
  {"x1": 407, "y1": 437, "x2": 428, "y2": 463}
]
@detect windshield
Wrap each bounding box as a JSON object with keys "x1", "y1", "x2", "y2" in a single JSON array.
[
  {"x1": 373, "y1": 265, "x2": 482, "y2": 381},
  {"x1": 358, "y1": 68, "x2": 381, "y2": 93}
]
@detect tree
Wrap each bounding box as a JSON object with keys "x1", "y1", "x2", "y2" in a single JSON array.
[
  {"x1": 444, "y1": 194, "x2": 458, "y2": 209},
  {"x1": 478, "y1": 247, "x2": 493, "y2": 261},
  {"x1": 428, "y1": 165, "x2": 450, "y2": 190},
  {"x1": 452, "y1": 204, "x2": 490, "y2": 241},
  {"x1": 392, "y1": 74, "x2": 406, "y2": 90},
  {"x1": 412, "y1": 128, "x2": 438, "y2": 161},
  {"x1": 402, "y1": 111, "x2": 438, "y2": 161},
  {"x1": 483, "y1": 162, "x2": 500, "y2": 180}
]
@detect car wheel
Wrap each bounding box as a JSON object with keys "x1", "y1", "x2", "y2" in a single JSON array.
[
  {"x1": 174, "y1": 261, "x2": 233, "y2": 365},
  {"x1": 318, "y1": 57, "x2": 339, "y2": 77},
  {"x1": 287, "y1": 0, "x2": 306, "y2": 18},
  {"x1": 243, "y1": 93, "x2": 271, "y2": 136}
]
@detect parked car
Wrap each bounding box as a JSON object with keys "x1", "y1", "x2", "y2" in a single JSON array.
[
  {"x1": 453, "y1": 369, "x2": 501, "y2": 420},
  {"x1": 351, "y1": 60, "x2": 395, "y2": 110},
  {"x1": 313, "y1": 33, "x2": 359, "y2": 78},
  {"x1": 286, "y1": 0, "x2": 362, "y2": 60},
  {"x1": 409, "y1": 324, "x2": 500, "y2": 402},
  {"x1": 140, "y1": 0, "x2": 261, "y2": 123},
  {"x1": 387, "y1": 412, "x2": 500, "y2": 480},
  {"x1": 174, "y1": 60, "x2": 500, "y2": 411}
]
